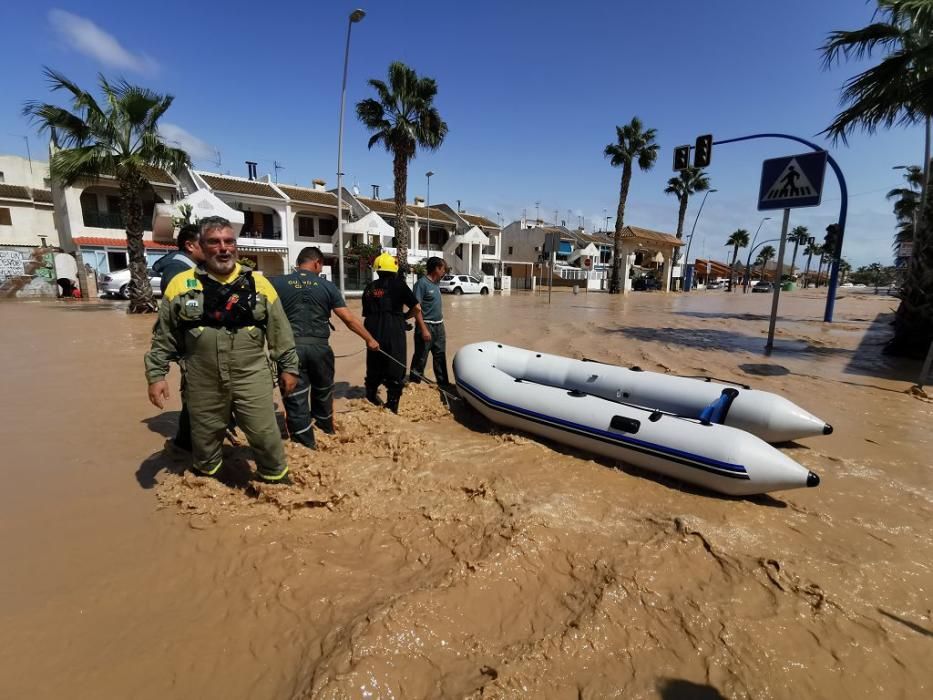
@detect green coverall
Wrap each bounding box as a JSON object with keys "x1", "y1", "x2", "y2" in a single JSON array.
[{"x1": 145, "y1": 264, "x2": 299, "y2": 480}]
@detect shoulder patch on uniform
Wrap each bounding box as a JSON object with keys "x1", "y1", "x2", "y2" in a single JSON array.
[{"x1": 186, "y1": 278, "x2": 197, "y2": 288}]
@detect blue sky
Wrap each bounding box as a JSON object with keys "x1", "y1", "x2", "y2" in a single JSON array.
[{"x1": 0, "y1": 0, "x2": 922, "y2": 267}]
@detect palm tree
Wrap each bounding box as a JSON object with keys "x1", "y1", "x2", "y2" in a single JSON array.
[
  {"x1": 756, "y1": 245, "x2": 776, "y2": 280},
  {"x1": 356, "y1": 61, "x2": 448, "y2": 272},
  {"x1": 821, "y1": 0, "x2": 933, "y2": 355},
  {"x1": 803, "y1": 241, "x2": 821, "y2": 288},
  {"x1": 788, "y1": 225, "x2": 811, "y2": 277},
  {"x1": 24, "y1": 68, "x2": 189, "y2": 312},
  {"x1": 604, "y1": 117, "x2": 659, "y2": 294},
  {"x1": 664, "y1": 167, "x2": 711, "y2": 255},
  {"x1": 887, "y1": 164, "x2": 923, "y2": 223},
  {"x1": 725, "y1": 229, "x2": 749, "y2": 291},
  {"x1": 816, "y1": 250, "x2": 827, "y2": 288}
]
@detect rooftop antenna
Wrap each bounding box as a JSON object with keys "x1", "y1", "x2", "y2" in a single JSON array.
[
  {"x1": 535, "y1": 201, "x2": 540, "y2": 225},
  {"x1": 456, "y1": 199, "x2": 461, "y2": 212},
  {"x1": 273, "y1": 160, "x2": 285, "y2": 184},
  {"x1": 22, "y1": 136, "x2": 33, "y2": 175},
  {"x1": 352, "y1": 177, "x2": 360, "y2": 196},
  {"x1": 211, "y1": 149, "x2": 223, "y2": 170}
]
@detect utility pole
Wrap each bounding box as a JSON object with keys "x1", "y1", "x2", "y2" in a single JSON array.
[{"x1": 535, "y1": 201, "x2": 540, "y2": 225}]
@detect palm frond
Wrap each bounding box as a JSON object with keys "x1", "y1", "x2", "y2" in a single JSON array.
[
  {"x1": 821, "y1": 21, "x2": 906, "y2": 68},
  {"x1": 21, "y1": 102, "x2": 90, "y2": 146}
]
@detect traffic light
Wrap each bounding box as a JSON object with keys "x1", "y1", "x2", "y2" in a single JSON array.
[
  {"x1": 673, "y1": 145, "x2": 691, "y2": 171},
  {"x1": 694, "y1": 134, "x2": 713, "y2": 168}
]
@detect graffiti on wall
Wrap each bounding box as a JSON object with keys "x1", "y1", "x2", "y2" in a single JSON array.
[{"x1": 0, "y1": 250, "x2": 26, "y2": 279}]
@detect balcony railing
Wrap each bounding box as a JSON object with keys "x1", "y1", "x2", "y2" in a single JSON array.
[
  {"x1": 239, "y1": 229, "x2": 283, "y2": 241},
  {"x1": 83, "y1": 211, "x2": 125, "y2": 229}
]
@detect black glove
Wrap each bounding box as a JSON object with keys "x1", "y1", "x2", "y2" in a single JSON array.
[{"x1": 405, "y1": 322, "x2": 413, "y2": 331}]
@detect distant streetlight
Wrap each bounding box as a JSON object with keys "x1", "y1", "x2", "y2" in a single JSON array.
[
  {"x1": 426, "y1": 170, "x2": 434, "y2": 256},
  {"x1": 682, "y1": 188, "x2": 718, "y2": 291},
  {"x1": 336, "y1": 8, "x2": 366, "y2": 295},
  {"x1": 742, "y1": 216, "x2": 772, "y2": 293}
]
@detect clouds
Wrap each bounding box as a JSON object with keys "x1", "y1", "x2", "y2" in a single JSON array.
[
  {"x1": 158, "y1": 123, "x2": 216, "y2": 163},
  {"x1": 48, "y1": 9, "x2": 159, "y2": 76}
]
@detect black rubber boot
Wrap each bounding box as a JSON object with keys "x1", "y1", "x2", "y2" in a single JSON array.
[
  {"x1": 365, "y1": 384, "x2": 383, "y2": 406},
  {"x1": 291, "y1": 430, "x2": 317, "y2": 450},
  {"x1": 385, "y1": 385, "x2": 403, "y2": 414},
  {"x1": 316, "y1": 419, "x2": 335, "y2": 435}
]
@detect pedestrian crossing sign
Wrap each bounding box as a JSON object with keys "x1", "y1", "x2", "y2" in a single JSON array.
[{"x1": 758, "y1": 151, "x2": 827, "y2": 210}]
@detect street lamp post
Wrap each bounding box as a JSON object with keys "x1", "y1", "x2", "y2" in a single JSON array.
[
  {"x1": 682, "y1": 188, "x2": 717, "y2": 291},
  {"x1": 742, "y1": 216, "x2": 772, "y2": 293},
  {"x1": 336, "y1": 8, "x2": 366, "y2": 296},
  {"x1": 426, "y1": 170, "x2": 434, "y2": 258}
]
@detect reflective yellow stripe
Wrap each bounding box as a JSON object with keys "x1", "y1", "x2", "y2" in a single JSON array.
[
  {"x1": 259, "y1": 466, "x2": 289, "y2": 481},
  {"x1": 195, "y1": 462, "x2": 222, "y2": 476}
]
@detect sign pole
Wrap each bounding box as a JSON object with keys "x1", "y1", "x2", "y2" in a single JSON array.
[
  {"x1": 548, "y1": 251, "x2": 553, "y2": 304},
  {"x1": 765, "y1": 208, "x2": 791, "y2": 353}
]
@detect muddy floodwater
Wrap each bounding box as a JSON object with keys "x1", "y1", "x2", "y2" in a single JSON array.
[{"x1": 0, "y1": 288, "x2": 930, "y2": 699}]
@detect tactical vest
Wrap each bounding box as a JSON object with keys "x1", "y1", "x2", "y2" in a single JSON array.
[{"x1": 182, "y1": 271, "x2": 261, "y2": 329}]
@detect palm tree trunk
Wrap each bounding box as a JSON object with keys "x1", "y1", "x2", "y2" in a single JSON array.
[
  {"x1": 730, "y1": 245, "x2": 739, "y2": 291},
  {"x1": 610, "y1": 164, "x2": 632, "y2": 294},
  {"x1": 804, "y1": 252, "x2": 813, "y2": 288},
  {"x1": 816, "y1": 256, "x2": 825, "y2": 288},
  {"x1": 393, "y1": 150, "x2": 409, "y2": 272},
  {"x1": 120, "y1": 175, "x2": 157, "y2": 314},
  {"x1": 672, "y1": 195, "x2": 689, "y2": 281},
  {"x1": 790, "y1": 240, "x2": 800, "y2": 277}
]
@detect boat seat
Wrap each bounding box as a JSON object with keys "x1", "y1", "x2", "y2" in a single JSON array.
[{"x1": 699, "y1": 388, "x2": 740, "y2": 425}]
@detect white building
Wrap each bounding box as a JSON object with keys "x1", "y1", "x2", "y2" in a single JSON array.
[
  {"x1": 0, "y1": 155, "x2": 58, "y2": 250},
  {"x1": 500, "y1": 219, "x2": 682, "y2": 292}
]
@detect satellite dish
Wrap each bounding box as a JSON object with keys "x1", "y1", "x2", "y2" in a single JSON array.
[{"x1": 352, "y1": 184, "x2": 360, "y2": 195}]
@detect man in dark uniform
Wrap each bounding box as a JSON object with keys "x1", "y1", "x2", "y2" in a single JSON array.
[
  {"x1": 152, "y1": 224, "x2": 205, "y2": 451},
  {"x1": 409, "y1": 256, "x2": 449, "y2": 386},
  {"x1": 272, "y1": 246, "x2": 379, "y2": 448},
  {"x1": 362, "y1": 253, "x2": 430, "y2": 413},
  {"x1": 153, "y1": 224, "x2": 203, "y2": 295}
]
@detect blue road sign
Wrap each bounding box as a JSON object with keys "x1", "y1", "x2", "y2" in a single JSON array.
[{"x1": 758, "y1": 151, "x2": 828, "y2": 210}]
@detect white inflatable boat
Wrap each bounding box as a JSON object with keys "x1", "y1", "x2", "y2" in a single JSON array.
[
  {"x1": 453, "y1": 342, "x2": 821, "y2": 496},
  {"x1": 471, "y1": 341, "x2": 830, "y2": 443}
]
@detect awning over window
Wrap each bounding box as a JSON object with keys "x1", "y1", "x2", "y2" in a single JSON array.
[{"x1": 558, "y1": 241, "x2": 573, "y2": 254}]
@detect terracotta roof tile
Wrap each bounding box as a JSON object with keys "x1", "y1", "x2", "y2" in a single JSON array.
[
  {"x1": 73, "y1": 236, "x2": 174, "y2": 249},
  {"x1": 620, "y1": 225, "x2": 684, "y2": 247},
  {"x1": 278, "y1": 185, "x2": 338, "y2": 207},
  {"x1": 406, "y1": 203, "x2": 454, "y2": 222},
  {"x1": 141, "y1": 166, "x2": 176, "y2": 185},
  {"x1": 0, "y1": 184, "x2": 32, "y2": 201},
  {"x1": 198, "y1": 173, "x2": 285, "y2": 199},
  {"x1": 355, "y1": 197, "x2": 398, "y2": 216},
  {"x1": 356, "y1": 197, "x2": 453, "y2": 223},
  {"x1": 31, "y1": 189, "x2": 54, "y2": 203},
  {"x1": 461, "y1": 213, "x2": 499, "y2": 229}
]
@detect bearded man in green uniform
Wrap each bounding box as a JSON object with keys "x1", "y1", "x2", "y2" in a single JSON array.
[
  {"x1": 145, "y1": 216, "x2": 299, "y2": 484},
  {"x1": 271, "y1": 246, "x2": 379, "y2": 448}
]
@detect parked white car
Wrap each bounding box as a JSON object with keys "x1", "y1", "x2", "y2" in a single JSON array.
[
  {"x1": 439, "y1": 274, "x2": 490, "y2": 295},
  {"x1": 99, "y1": 268, "x2": 163, "y2": 298}
]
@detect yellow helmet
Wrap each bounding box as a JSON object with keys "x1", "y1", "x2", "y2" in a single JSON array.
[{"x1": 373, "y1": 252, "x2": 399, "y2": 273}]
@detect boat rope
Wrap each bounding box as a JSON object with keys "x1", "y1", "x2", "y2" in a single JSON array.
[{"x1": 376, "y1": 348, "x2": 461, "y2": 404}]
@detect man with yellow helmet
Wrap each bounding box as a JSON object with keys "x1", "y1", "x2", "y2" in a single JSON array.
[{"x1": 361, "y1": 252, "x2": 430, "y2": 412}]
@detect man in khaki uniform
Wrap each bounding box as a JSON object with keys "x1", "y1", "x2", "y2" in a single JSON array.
[{"x1": 145, "y1": 217, "x2": 299, "y2": 483}]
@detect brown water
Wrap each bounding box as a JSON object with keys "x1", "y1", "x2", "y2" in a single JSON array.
[{"x1": 1, "y1": 289, "x2": 930, "y2": 699}]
